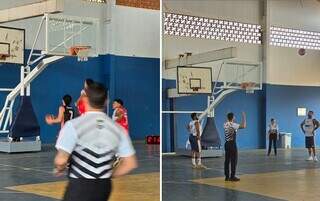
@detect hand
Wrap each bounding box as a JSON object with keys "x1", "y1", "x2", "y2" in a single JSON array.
[
  {"x1": 53, "y1": 168, "x2": 64, "y2": 177},
  {"x1": 45, "y1": 114, "x2": 54, "y2": 125}
]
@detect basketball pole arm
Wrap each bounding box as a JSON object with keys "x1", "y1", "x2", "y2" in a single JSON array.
[
  {"x1": 7, "y1": 56, "x2": 64, "y2": 101},
  {"x1": 0, "y1": 56, "x2": 64, "y2": 131},
  {"x1": 198, "y1": 89, "x2": 236, "y2": 121}
]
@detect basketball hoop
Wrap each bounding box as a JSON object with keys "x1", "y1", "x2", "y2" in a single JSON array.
[
  {"x1": 0, "y1": 54, "x2": 9, "y2": 60},
  {"x1": 191, "y1": 87, "x2": 200, "y2": 92},
  {"x1": 68, "y1": 45, "x2": 91, "y2": 62},
  {"x1": 240, "y1": 82, "x2": 256, "y2": 94}
]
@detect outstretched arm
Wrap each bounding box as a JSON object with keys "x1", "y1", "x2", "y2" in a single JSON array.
[{"x1": 46, "y1": 106, "x2": 65, "y2": 125}]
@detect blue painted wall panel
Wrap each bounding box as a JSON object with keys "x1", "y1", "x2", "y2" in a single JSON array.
[
  {"x1": 265, "y1": 84, "x2": 320, "y2": 148},
  {"x1": 0, "y1": 52, "x2": 159, "y2": 143}
]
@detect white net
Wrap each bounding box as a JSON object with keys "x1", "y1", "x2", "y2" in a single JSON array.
[{"x1": 76, "y1": 48, "x2": 90, "y2": 62}]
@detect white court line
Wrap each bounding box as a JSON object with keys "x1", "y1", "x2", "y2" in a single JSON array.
[
  {"x1": 162, "y1": 181, "x2": 195, "y2": 185},
  {"x1": 0, "y1": 190, "x2": 26, "y2": 194},
  {"x1": 0, "y1": 163, "x2": 53, "y2": 174}
]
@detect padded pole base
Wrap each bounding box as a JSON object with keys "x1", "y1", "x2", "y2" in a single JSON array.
[{"x1": 0, "y1": 140, "x2": 41, "y2": 153}]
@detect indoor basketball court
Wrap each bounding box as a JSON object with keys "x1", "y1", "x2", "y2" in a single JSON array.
[
  {"x1": 162, "y1": 0, "x2": 320, "y2": 201},
  {"x1": 0, "y1": 0, "x2": 159, "y2": 201}
]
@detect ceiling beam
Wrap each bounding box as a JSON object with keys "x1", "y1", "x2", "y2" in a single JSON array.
[
  {"x1": 164, "y1": 47, "x2": 237, "y2": 69},
  {"x1": 0, "y1": 0, "x2": 64, "y2": 23}
]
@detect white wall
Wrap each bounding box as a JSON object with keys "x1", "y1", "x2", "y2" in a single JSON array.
[
  {"x1": 267, "y1": 0, "x2": 320, "y2": 86},
  {"x1": 108, "y1": 5, "x2": 160, "y2": 58},
  {"x1": 163, "y1": 0, "x2": 263, "y2": 80}
]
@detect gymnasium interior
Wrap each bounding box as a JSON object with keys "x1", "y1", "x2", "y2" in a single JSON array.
[
  {"x1": 0, "y1": 0, "x2": 160, "y2": 200},
  {"x1": 162, "y1": 0, "x2": 320, "y2": 201}
]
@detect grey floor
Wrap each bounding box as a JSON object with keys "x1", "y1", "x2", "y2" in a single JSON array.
[
  {"x1": 162, "y1": 148, "x2": 320, "y2": 201},
  {"x1": 0, "y1": 141, "x2": 159, "y2": 201}
]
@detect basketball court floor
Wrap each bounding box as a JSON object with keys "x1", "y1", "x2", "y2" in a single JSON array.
[
  {"x1": 163, "y1": 149, "x2": 320, "y2": 201},
  {"x1": 0, "y1": 142, "x2": 159, "y2": 201}
]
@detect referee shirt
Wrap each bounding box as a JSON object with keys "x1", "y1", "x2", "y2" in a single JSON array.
[
  {"x1": 56, "y1": 111, "x2": 135, "y2": 179},
  {"x1": 224, "y1": 122, "x2": 240, "y2": 142}
]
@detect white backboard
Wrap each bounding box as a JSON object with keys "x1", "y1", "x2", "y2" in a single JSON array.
[
  {"x1": 0, "y1": 26, "x2": 25, "y2": 64},
  {"x1": 177, "y1": 66, "x2": 212, "y2": 94},
  {"x1": 45, "y1": 14, "x2": 99, "y2": 57}
]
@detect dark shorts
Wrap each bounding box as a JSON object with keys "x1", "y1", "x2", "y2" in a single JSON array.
[
  {"x1": 269, "y1": 133, "x2": 277, "y2": 140},
  {"x1": 189, "y1": 134, "x2": 200, "y2": 152},
  {"x1": 63, "y1": 178, "x2": 111, "y2": 201},
  {"x1": 305, "y1": 136, "x2": 315, "y2": 148}
]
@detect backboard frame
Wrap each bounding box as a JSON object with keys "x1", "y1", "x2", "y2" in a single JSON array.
[
  {"x1": 177, "y1": 66, "x2": 213, "y2": 94},
  {"x1": 0, "y1": 26, "x2": 25, "y2": 65},
  {"x1": 212, "y1": 60, "x2": 263, "y2": 94}
]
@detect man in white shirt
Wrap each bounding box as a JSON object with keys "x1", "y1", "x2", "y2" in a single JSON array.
[
  {"x1": 54, "y1": 82, "x2": 138, "y2": 201},
  {"x1": 267, "y1": 118, "x2": 279, "y2": 156},
  {"x1": 301, "y1": 111, "x2": 319, "y2": 161},
  {"x1": 187, "y1": 113, "x2": 206, "y2": 169},
  {"x1": 224, "y1": 112, "x2": 246, "y2": 182}
]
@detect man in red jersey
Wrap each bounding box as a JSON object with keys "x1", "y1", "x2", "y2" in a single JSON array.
[{"x1": 112, "y1": 99, "x2": 129, "y2": 134}]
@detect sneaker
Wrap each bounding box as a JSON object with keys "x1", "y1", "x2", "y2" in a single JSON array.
[
  {"x1": 314, "y1": 156, "x2": 318, "y2": 162},
  {"x1": 192, "y1": 164, "x2": 197, "y2": 169},
  {"x1": 229, "y1": 177, "x2": 240, "y2": 182},
  {"x1": 307, "y1": 156, "x2": 313, "y2": 161},
  {"x1": 225, "y1": 177, "x2": 230, "y2": 181},
  {"x1": 197, "y1": 164, "x2": 208, "y2": 169}
]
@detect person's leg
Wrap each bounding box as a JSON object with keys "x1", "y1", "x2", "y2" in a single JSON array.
[
  {"x1": 191, "y1": 151, "x2": 196, "y2": 165},
  {"x1": 189, "y1": 135, "x2": 197, "y2": 167},
  {"x1": 312, "y1": 137, "x2": 317, "y2": 161},
  {"x1": 267, "y1": 136, "x2": 272, "y2": 156},
  {"x1": 196, "y1": 139, "x2": 202, "y2": 165},
  {"x1": 230, "y1": 142, "x2": 238, "y2": 180},
  {"x1": 273, "y1": 138, "x2": 277, "y2": 155},
  {"x1": 224, "y1": 142, "x2": 231, "y2": 180},
  {"x1": 306, "y1": 137, "x2": 313, "y2": 160}
]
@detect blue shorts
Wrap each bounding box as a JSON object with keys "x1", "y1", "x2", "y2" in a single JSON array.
[{"x1": 189, "y1": 134, "x2": 200, "y2": 152}]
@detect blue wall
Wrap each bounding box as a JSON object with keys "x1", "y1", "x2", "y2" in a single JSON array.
[
  {"x1": 163, "y1": 79, "x2": 320, "y2": 152},
  {"x1": 162, "y1": 79, "x2": 266, "y2": 152},
  {"x1": 107, "y1": 55, "x2": 160, "y2": 140},
  {"x1": 266, "y1": 84, "x2": 320, "y2": 148},
  {"x1": 0, "y1": 52, "x2": 159, "y2": 143}
]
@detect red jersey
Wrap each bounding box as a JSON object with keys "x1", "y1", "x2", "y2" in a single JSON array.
[
  {"x1": 77, "y1": 98, "x2": 86, "y2": 115},
  {"x1": 112, "y1": 107, "x2": 129, "y2": 134}
]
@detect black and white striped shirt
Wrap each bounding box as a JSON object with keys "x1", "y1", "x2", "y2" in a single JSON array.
[
  {"x1": 56, "y1": 111, "x2": 135, "y2": 179},
  {"x1": 224, "y1": 122, "x2": 240, "y2": 142}
]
